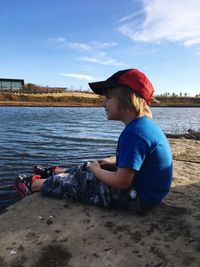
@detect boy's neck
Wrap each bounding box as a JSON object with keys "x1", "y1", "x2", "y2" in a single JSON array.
[{"x1": 121, "y1": 111, "x2": 137, "y2": 125}]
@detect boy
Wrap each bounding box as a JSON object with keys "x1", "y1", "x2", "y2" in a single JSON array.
[{"x1": 15, "y1": 69, "x2": 173, "y2": 214}]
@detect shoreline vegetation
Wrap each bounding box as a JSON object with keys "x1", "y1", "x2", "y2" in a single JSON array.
[
  {"x1": 165, "y1": 129, "x2": 200, "y2": 140},
  {"x1": 0, "y1": 91, "x2": 200, "y2": 108}
]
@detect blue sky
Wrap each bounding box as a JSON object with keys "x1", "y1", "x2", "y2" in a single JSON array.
[{"x1": 1, "y1": 0, "x2": 200, "y2": 96}]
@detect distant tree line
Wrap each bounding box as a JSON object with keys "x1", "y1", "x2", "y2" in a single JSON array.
[
  {"x1": 23, "y1": 83, "x2": 67, "y2": 93},
  {"x1": 158, "y1": 92, "x2": 200, "y2": 97}
]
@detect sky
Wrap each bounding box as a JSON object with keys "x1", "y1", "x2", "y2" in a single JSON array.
[{"x1": 1, "y1": 0, "x2": 200, "y2": 96}]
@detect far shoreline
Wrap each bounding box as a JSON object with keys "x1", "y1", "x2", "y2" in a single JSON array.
[
  {"x1": 0, "y1": 102, "x2": 102, "y2": 108},
  {"x1": 0, "y1": 102, "x2": 200, "y2": 108},
  {"x1": 0, "y1": 92, "x2": 200, "y2": 108}
]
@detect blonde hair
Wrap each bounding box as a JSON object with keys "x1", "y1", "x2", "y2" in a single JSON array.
[{"x1": 104, "y1": 86, "x2": 152, "y2": 119}]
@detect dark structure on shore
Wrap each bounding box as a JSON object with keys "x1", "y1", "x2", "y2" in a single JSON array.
[{"x1": 0, "y1": 78, "x2": 24, "y2": 91}]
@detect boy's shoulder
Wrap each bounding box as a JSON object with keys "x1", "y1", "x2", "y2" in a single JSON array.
[
  {"x1": 125, "y1": 116, "x2": 156, "y2": 132},
  {"x1": 122, "y1": 116, "x2": 166, "y2": 142}
]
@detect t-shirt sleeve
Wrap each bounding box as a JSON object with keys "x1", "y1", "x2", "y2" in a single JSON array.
[{"x1": 117, "y1": 132, "x2": 148, "y2": 171}]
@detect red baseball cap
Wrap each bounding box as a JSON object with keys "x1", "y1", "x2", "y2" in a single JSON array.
[{"x1": 88, "y1": 69, "x2": 154, "y2": 105}]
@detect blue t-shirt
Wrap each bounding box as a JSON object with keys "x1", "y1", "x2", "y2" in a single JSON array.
[{"x1": 116, "y1": 116, "x2": 173, "y2": 205}]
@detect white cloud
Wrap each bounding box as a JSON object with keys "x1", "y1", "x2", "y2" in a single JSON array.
[
  {"x1": 45, "y1": 38, "x2": 117, "y2": 50},
  {"x1": 118, "y1": 0, "x2": 200, "y2": 46},
  {"x1": 90, "y1": 41, "x2": 117, "y2": 49},
  {"x1": 80, "y1": 56, "x2": 124, "y2": 66},
  {"x1": 184, "y1": 38, "x2": 200, "y2": 47},
  {"x1": 118, "y1": 10, "x2": 144, "y2": 23},
  {"x1": 67, "y1": 42, "x2": 92, "y2": 50},
  {"x1": 44, "y1": 38, "x2": 121, "y2": 66},
  {"x1": 80, "y1": 52, "x2": 126, "y2": 67},
  {"x1": 48, "y1": 39, "x2": 92, "y2": 50},
  {"x1": 55, "y1": 37, "x2": 66, "y2": 42},
  {"x1": 60, "y1": 73, "x2": 96, "y2": 81},
  {"x1": 68, "y1": 41, "x2": 117, "y2": 50}
]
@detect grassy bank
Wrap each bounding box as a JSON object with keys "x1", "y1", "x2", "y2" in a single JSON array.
[
  {"x1": 0, "y1": 92, "x2": 103, "y2": 107},
  {"x1": 152, "y1": 96, "x2": 200, "y2": 107},
  {"x1": 0, "y1": 92, "x2": 200, "y2": 107}
]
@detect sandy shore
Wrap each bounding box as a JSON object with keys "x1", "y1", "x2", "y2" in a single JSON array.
[{"x1": 0, "y1": 138, "x2": 200, "y2": 267}]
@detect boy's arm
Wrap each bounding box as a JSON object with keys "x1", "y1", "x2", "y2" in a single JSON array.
[{"x1": 88, "y1": 160, "x2": 135, "y2": 189}]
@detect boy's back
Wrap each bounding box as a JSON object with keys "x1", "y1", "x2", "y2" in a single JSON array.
[{"x1": 117, "y1": 116, "x2": 173, "y2": 205}]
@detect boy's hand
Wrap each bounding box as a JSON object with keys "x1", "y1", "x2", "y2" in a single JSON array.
[
  {"x1": 97, "y1": 159, "x2": 116, "y2": 171},
  {"x1": 88, "y1": 160, "x2": 101, "y2": 173},
  {"x1": 98, "y1": 159, "x2": 108, "y2": 167}
]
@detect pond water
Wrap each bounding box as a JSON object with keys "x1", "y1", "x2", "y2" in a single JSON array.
[{"x1": 0, "y1": 106, "x2": 199, "y2": 180}]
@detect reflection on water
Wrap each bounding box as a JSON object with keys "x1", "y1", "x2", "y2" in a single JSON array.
[{"x1": 0, "y1": 107, "x2": 199, "y2": 181}]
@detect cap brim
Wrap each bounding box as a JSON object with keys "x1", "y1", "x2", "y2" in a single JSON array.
[{"x1": 88, "y1": 80, "x2": 119, "y2": 95}]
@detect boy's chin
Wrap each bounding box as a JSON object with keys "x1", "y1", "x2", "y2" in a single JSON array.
[
  {"x1": 106, "y1": 113, "x2": 119, "y2": 121},
  {"x1": 107, "y1": 116, "x2": 118, "y2": 121}
]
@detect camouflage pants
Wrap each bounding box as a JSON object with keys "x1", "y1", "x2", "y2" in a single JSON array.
[{"x1": 41, "y1": 163, "x2": 141, "y2": 211}]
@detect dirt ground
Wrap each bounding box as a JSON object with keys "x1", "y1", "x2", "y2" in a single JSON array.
[{"x1": 0, "y1": 138, "x2": 200, "y2": 267}]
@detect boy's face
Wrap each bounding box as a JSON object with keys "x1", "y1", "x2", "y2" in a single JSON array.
[{"x1": 103, "y1": 94, "x2": 122, "y2": 121}]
